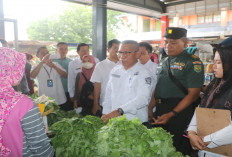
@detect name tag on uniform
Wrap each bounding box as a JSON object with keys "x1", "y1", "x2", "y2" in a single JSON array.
[
  {"x1": 47, "y1": 79, "x2": 53, "y2": 87},
  {"x1": 134, "y1": 72, "x2": 139, "y2": 75},
  {"x1": 111, "y1": 74, "x2": 120, "y2": 78}
]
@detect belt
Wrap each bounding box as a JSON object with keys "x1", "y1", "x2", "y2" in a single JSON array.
[{"x1": 156, "y1": 98, "x2": 183, "y2": 104}]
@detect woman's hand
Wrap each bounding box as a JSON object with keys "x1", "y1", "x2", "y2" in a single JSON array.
[{"x1": 188, "y1": 131, "x2": 206, "y2": 150}]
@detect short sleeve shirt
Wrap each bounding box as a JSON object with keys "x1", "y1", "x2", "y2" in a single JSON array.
[{"x1": 155, "y1": 50, "x2": 204, "y2": 98}]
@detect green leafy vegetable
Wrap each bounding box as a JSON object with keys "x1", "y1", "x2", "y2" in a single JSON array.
[{"x1": 50, "y1": 115, "x2": 184, "y2": 157}]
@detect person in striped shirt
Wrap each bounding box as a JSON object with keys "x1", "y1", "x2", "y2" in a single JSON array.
[{"x1": 0, "y1": 47, "x2": 54, "y2": 157}]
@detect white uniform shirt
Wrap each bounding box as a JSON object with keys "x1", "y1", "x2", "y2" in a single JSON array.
[
  {"x1": 90, "y1": 58, "x2": 120, "y2": 106},
  {"x1": 102, "y1": 62, "x2": 153, "y2": 123},
  {"x1": 68, "y1": 57, "x2": 99, "y2": 97},
  {"x1": 143, "y1": 59, "x2": 158, "y2": 89},
  {"x1": 188, "y1": 111, "x2": 232, "y2": 157},
  {"x1": 31, "y1": 62, "x2": 67, "y2": 105}
]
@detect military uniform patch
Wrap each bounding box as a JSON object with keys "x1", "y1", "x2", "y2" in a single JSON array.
[
  {"x1": 194, "y1": 65, "x2": 202, "y2": 73},
  {"x1": 193, "y1": 61, "x2": 202, "y2": 65},
  {"x1": 145, "y1": 77, "x2": 152, "y2": 85},
  {"x1": 191, "y1": 55, "x2": 198, "y2": 59},
  {"x1": 171, "y1": 65, "x2": 184, "y2": 70}
]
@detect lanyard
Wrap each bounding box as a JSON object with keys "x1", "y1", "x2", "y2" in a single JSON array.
[{"x1": 43, "y1": 66, "x2": 52, "y2": 78}]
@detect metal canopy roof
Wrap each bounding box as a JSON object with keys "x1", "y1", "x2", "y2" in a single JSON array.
[
  {"x1": 64, "y1": 0, "x2": 205, "y2": 19},
  {"x1": 64, "y1": 0, "x2": 165, "y2": 18}
]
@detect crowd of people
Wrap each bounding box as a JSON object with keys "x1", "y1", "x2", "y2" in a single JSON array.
[{"x1": 1, "y1": 27, "x2": 232, "y2": 157}]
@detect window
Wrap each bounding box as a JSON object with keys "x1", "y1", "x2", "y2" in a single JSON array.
[
  {"x1": 155, "y1": 20, "x2": 161, "y2": 31},
  {"x1": 213, "y1": 13, "x2": 221, "y2": 22},
  {"x1": 169, "y1": 18, "x2": 173, "y2": 27},
  {"x1": 198, "y1": 15, "x2": 205, "y2": 24},
  {"x1": 143, "y1": 19, "x2": 150, "y2": 32},
  {"x1": 205, "y1": 15, "x2": 213, "y2": 23}
]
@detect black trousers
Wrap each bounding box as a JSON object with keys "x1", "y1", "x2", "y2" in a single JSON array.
[
  {"x1": 59, "y1": 92, "x2": 74, "y2": 111},
  {"x1": 154, "y1": 98, "x2": 194, "y2": 155}
]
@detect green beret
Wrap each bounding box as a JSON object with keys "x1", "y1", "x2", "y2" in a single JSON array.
[{"x1": 164, "y1": 27, "x2": 187, "y2": 39}]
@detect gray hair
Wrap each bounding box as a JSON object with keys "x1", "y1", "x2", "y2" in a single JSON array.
[{"x1": 121, "y1": 40, "x2": 139, "y2": 52}]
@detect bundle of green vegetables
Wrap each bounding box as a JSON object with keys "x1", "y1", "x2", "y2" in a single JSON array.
[
  {"x1": 50, "y1": 115, "x2": 104, "y2": 157},
  {"x1": 50, "y1": 115, "x2": 183, "y2": 157}
]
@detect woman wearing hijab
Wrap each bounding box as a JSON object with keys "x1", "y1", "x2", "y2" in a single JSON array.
[
  {"x1": 187, "y1": 45, "x2": 232, "y2": 157},
  {"x1": 74, "y1": 55, "x2": 96, "y2": 115},
  {"x1": 0, "y1": 47, "x2": 54, "y2": 157}
]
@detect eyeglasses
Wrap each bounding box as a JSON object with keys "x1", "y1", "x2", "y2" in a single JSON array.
[
  {"x1": 140, "y1": 51, "x2": 149, "y2": 55},
  {"x1": 117, "y1": 50, "x2": 138, "y2": 56}
]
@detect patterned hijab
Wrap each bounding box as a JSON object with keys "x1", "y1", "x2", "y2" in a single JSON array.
[
  {"x1": 200, "y1": 46, "x2": 232, "y2": 109},
  {"x1": 78, "y1": 55, "x2": 96, "y2": 92},
  {"x1": 0, "y1": 47, "x2": 26, "y2": 156}
]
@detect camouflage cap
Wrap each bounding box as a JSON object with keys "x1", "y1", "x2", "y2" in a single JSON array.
[{"x1": 164, "y1": 27, "x2": 187, "y2": 39}]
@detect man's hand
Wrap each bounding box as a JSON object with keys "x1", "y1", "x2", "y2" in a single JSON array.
[
  {"x1": 188, "y1": 131, "x2": 206, "y2": 150},
  {"x1": 151, "y1": 112, "x2": 174, "y2": 125},
  {"x1": 41, "y1": 54, "x2": 50, "y2": 64},
  {"x1": 73, "y1": 100, "x2": 78, "y2": 109},
  {"x1": 46, "y1": 60, "x2": 56, "y2": 68},
  {"x1": 92, "y1": 104, "x2": 102, "y2": 115},
  {"x1": 101, "y1": 110, "x2": 120, "y2": 123}
]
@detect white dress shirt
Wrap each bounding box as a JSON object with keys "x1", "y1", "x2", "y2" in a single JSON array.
[
  {"x1": 102, "y1": 62, "x2": 153, "y2": 123},
  {"x1": 68, "y1": 57, "x2": 99, "y2": 97},
  {"x1": 90, "y1": 58, "x2": 120, "y2": 106},
  {"x1": 31, "y1": 62, "x2": 67, "y2": 105},
  {"x1": 188, "y1": 111, "x2": 232, "y2": 157}
]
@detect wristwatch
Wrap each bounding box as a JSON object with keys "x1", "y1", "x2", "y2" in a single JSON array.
[
  {"x1": 171, "y1": 110, "x2": 178, "y2": 117},
  {"x1": 117, "y1": 108, "x2": 124, "y2": 115}
]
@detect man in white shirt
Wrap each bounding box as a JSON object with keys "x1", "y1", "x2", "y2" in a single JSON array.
[
  {"x1": 30, "y1": 47, "x2": 67, "y2": 105},
  {"x1": 139, "y1": 42, "x2": 158, "y2": 89},
  {"x1": 90, "y1": 39, "x2": 121, "y2": 115},
  {"x1": 68, "y1": 43, "x2": 99, "y2": 100},
  {"x1": 101, "y1": 40, "x2": 153, "y2": 123}
]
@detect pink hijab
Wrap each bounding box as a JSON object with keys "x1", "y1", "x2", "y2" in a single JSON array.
[
  {"x1": 0, "y1": 47, "x2": 26, "y2": 156},
  {"x1": 78, "y1": 55, "x2": 96, "y2": 92}
]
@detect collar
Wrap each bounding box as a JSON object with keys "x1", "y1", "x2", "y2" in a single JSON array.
[
  {"x1": 106, "y1": 58, "x2": 119, "y2": 64},
  {"x1": 123, "y1": 62, "x2": 139, "y2": 73},
  {"x1": 169, "y1": 50, "x2": 187, "y2": 59}
]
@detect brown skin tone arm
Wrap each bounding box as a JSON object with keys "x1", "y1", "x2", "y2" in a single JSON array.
[
  {"x1": 101, "y1": 110, "x2": 120, "y2": 123},
  {"x1": 201, "y1": 86, "x2": 207, "y2": 93},
  {"x1": 152, "y1": 88, "x2": 201, "y2": 125},
  {"x1": 46, "y1": 60, "x2": 67, "y2": 78},
  {"x1": 30, "y1": 62, "x2": 44, "y2": 78},
  {"x1": 148, "y1": 89, "x2": 156, "y2": 120},
  {"x1": 30, "y1": 54, "x2": 50, "y2": 78},
  {"x1": 92, "y1": 82, "x2": 102, "y2": 115}
]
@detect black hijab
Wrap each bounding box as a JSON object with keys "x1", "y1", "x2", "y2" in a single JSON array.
[{"x1": 200, "y1": 45, "x2": 232, "y2": 108}]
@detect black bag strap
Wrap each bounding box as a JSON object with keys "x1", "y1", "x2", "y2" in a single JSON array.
[
  {"x1": 81, "y1": 72, "x2": 89, "y2": 82},
  {"x1": 166, "y1": 58, "x2": 188, "y2": 95}
]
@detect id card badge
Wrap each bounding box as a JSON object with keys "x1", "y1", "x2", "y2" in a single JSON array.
[{"x1": 47, "y1": 79, "x2": 53, "y2": 87}]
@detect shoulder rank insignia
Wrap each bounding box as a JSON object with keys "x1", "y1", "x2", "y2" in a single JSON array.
[{"x1": 194, "y1": 65, "x2": 202, "y2": 73}]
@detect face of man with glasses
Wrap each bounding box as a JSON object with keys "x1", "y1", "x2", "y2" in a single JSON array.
[
  {"x1": 117, "y1": 44, "x2": 140, "y2": 70},
  {"x1": 139, "y1": 46, "x2": 152, "y2": 65}
]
